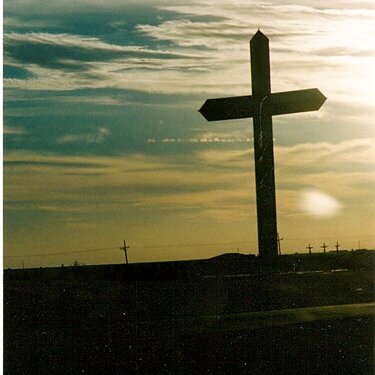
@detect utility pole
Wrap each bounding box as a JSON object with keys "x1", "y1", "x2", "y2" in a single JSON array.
[
  {"x1": 335, "y1": 241, "x2": 341, "y2": 254},
  {"x1": 277, "y1": 233, "x2": 283, "y2": 255},
  {"x1": 320, "y1": 243, "x2": 329, "y2": 255},
  {"x1": 306, "y1": 244, "x2": 313, "y2": 256},
  {"x1": 120, "y1": 240, "x2": 130, "y2": 264}
]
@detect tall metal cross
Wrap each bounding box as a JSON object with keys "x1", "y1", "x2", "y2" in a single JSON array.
[{"x1": 199, "y1": 30, "x2": 326, "y2": 258}]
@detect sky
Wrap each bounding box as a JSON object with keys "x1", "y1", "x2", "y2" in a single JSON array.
[{"x1": 3, "y1": 0, "x2": 375, "y2": 268}]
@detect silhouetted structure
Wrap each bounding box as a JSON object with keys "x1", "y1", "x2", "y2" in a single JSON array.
[
  {"x1": 4, "y1": 250, "x2": 375, "y2": 283},
  {"x1": 199, "y1": 31, "x2": 326, "y2": 258},
  {"x1": 306, "y1": 244, "x2": 313, "y2": 256},
  {"x1": 277, "y1": 233, "x2": 283, "y2": 255},
  {"x1": 335, "y1": 241, "x2": 341, "y2": 254},
  {"x1": 120, "y1": 240, "x2": 130, "y2": 264},
  {"x1": 321, "y1": 243, "x2": 329, "y2": 255}
]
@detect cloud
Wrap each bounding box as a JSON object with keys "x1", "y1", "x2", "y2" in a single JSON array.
[
  {"x1": 3, "y1": 0, "x2": 375, "y2": 100},
  {"x1": 136, "y1": 1, "x2": 375, "y2": 104},
  {"x1": 148, "y1": 136, "x2": 252, "y2": 144},
  {"x1": 4, "y1": 32, "x2": 198, "y2": 64},
  {"x1": 64, "y1": 222, "x2": 98, "y2": 229},
  {"x1": 57, "y1": 127, "x2": 110, "y2": 144},
  {"x1": 4, "y1": 14, "x2": 373, "y2": 120},
  {"x1": 4, "y1": 137, "x2": 374, "y2": 218},
  {"x1": 30, "y1": 204, "x2": 84, "y2": 213},
  {"x1": 3, "y1": 1, "x2": 375, "y2": 265},
  {"x1": 141, "y1": 1, "x2": 375, "y2": 55},
  {"x1": 3, "y1": 149, "x2": 253, "y2": 217},
  {"x1": 3, "y1": 32, "x2": 214, "y2": 92},
  {"x1": 3, "y1": 125, "x2": 28, "y2": 135},
  {"x1": 197, "y1": 149, "x2": 252, "y2": 169},
  {"x1": 275, "y1": 138, "x2": 375, "y2": 170}
]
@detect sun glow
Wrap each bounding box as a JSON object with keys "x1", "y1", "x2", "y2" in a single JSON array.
[{"x1": 298, "y1": 189, "x2": 343, "y2": 218}]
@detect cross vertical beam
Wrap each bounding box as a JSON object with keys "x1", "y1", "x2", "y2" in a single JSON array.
[
  {"x1": 251, "y1": 31, "x2": 278, "y2": 258},
  {"x1": 199, "y1": 31, "x2": 326, "y2": 259}
]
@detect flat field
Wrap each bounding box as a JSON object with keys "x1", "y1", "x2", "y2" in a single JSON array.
[{"x1": 4, "y1": 268, "x2": 374, "y2": 374}]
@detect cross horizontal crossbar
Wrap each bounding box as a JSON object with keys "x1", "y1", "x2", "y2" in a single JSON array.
[{"x1": 199, "y1": 88, "x2": 326, "y2": 122}]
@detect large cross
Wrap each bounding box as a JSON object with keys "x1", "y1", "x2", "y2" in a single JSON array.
[{"x1": 199, "y1": 30, "x2": 326, "y2": 258}]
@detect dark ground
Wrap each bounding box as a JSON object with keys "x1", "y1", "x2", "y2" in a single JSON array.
[{"x1": 3, "y1": 255, "x2": 375, "y2": 374}]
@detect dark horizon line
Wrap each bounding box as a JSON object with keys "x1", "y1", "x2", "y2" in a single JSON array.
[{"x1": 4, "y1": 248, "x2": 374, "y2": 271}]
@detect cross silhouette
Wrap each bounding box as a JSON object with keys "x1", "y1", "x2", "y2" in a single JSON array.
[
  {"x1": 335, "y1": 241, "x2": 341, "y2": 253},
  {"x1": 306, "y1": 244, "x2": 313, "y2": 256},
  {"x1": 320, "y1": 242, "x2": 329, "y2": 255},
  {"x1": 200, "y1": 31, "x2": 326, "y2": 258}
]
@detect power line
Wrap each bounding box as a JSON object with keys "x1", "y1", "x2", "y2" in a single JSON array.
[
  {"x1": 285, "y1": 234, "x2": 374, "y2": 241},
  {"x1": 4, "y1": 236, "x2": 374, "y2": 260},
  {"x1": 131, "y1": 240, "x2": 258, "y2": 249},
  {"x1": 4, "y1": 246, "x2": 119, "y2": 258},
  {"x1": 3, "y1": 240, "x2": 258, "y2": 259}
]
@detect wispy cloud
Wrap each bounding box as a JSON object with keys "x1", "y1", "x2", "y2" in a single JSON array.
[
  {"x1": 64, "y1": 221, "x2": 98, "y2": 230},
  {"x1": 4, "y1": 32, "x2": 200, "y2": 62},
  {"x1": 276, "y1": 138, "x2": 375, "y2": 169},
  {"x1": 148, "y1": 136, "x2": 252, "y2": 144},
  {"x1": 57, "y1": 127, "x2": 110, "y2": 144},
  {"x1": 137, "y1": 1, "x2": 375, "y2": 104},
  {"x1": 4, "y1": 0, "x2": 374, "y2": 110},
  {"x1": 3, "y1": 125, "x2": 28, "y2": 135},
  {"x1": 3, "y1": 31, "x2": 214, "y2": 92},
  {"x1": 30, "y1": 204, "x2": 85, "y2": 213},
  {"x1": 4, "y1": 138, "x2": 374, "y2": 216}
]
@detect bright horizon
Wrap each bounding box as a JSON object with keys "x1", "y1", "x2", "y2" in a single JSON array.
[{"x1": 4, "y1": 0, "x2": 375, "y2": 268}]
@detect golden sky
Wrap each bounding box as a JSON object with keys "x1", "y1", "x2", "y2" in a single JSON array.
[{"x1": 3, "y1": 0, "x2": 375, "y2": 267}]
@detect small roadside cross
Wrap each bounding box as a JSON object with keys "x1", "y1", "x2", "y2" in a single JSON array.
[
  {"x1": 335, "y1": 241, "x2": 341, "y2": 254},
  {"x1": 306, "y1": 244, "x2": 313, "y2": 256},
  {"x1": 199, "y1": 30, "x2": 326, "y2": 258},
  {"x1": 320, "y1": 242, "x2": 329, "y2": 255}
]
